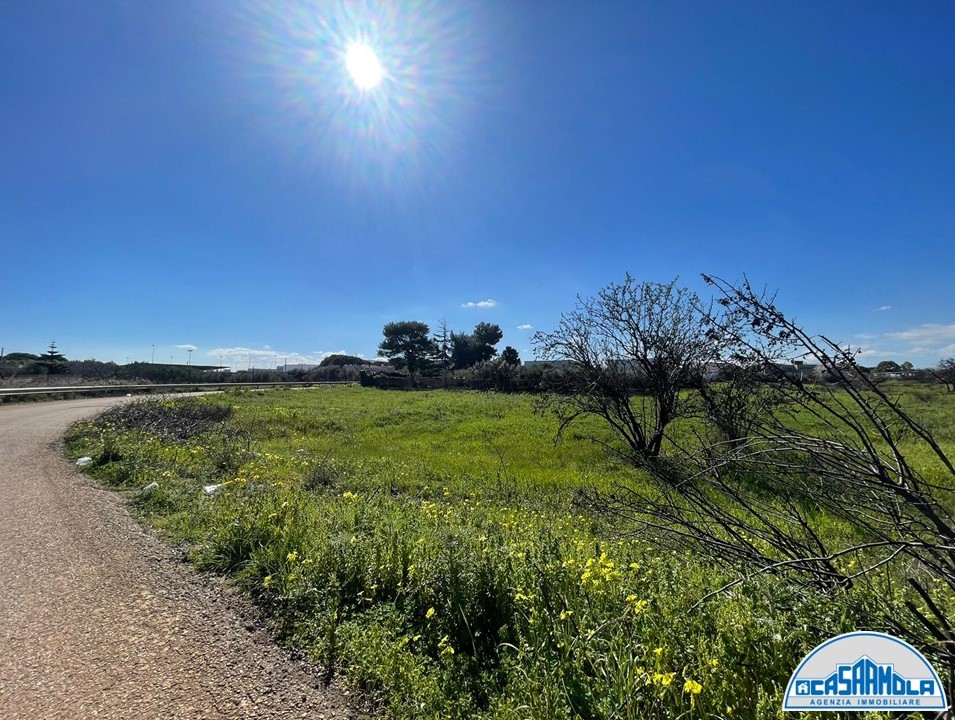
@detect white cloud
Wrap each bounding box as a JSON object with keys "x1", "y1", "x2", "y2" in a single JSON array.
[
  {"x1": 176, "y1": 344, "x2": 197, "y2": 352},
  {"x1": 462, "y1": 299, "x2": 497, "y2": 309},
  {"x1": 205, "y1": 347, "x2": 348, "y2": 368},
  {"x1": 516, "y1": 323, "x2": 533, "y2": 330},
  {"x1": 878, "y1": 305, "x2": 892, "y2": 312},
  {"x1": 886, "y1": 323, "x2": 955, "y2": 345}
]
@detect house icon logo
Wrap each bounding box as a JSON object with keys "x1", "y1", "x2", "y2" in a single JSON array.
[{"x1": 784, "y1": 632, "x2": 948, "y2": 712}]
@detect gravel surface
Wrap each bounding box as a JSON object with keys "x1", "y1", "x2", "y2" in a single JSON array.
[{"x1": 0, "y1": 397, "x2": 355, "y2": 720}]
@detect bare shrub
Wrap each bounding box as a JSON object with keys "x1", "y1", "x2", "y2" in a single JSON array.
[{"x1": 99, "y1": 398, "x2": 233, "y2": 442}]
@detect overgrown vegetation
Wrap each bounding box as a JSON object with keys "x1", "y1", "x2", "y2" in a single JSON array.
[{"x1": 67, "y1": 382, "x2": 955, "y2": 719}]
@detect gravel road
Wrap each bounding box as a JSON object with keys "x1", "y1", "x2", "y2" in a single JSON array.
[{"x1": 0, "y1": 397, "x2": 354, "y2": 720}]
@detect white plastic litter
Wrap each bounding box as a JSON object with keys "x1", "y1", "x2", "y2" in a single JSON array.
[
  {"x1": 142, "y1": 481, "x2": 159, "y2": 493},
  {"x1": 76, "y1": 457, "x2": 93, "y2": 467},
  {"x1": 203, "y1": 484, "x2": 223, "y2": 495}
]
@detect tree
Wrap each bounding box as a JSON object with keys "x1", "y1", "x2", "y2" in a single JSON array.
[
  {"x1": 67, "y1": 359, "x2": 120, "y2": 380},
  {"x1": 582, "y1": 274, "x2": 955, "y2": 695},
  {"x1": 932, "y1": 358, "x2": 955, "y2": 392},
  {"x1": 451, "y1": 323, "x2": 504, "y2": 369},
  {"x1": 432, "y1": 320, "x2": 453, "y2": 385},
  {"x1": 378, "y1": 321, "x2": 437, "y2": 387},
  {"x1": 36, "y1": 341, "x2": 69, "y2": 375},
  {"x1": 874, "y1": 360, "x2": 901, "y2": 374},
  {"x1": 319, "y1": 354, "x2": 366, "y2": 367},
  {"x1": 1, "y1": 352, "x2": 39, "y2": 366},
  {"x1": 473, "y1": 322, "x2": 503, "y2": 350},
  {"x1": 501, "y1": 346, "x2": 521, "y2": 366},
  {"x1": 532, "y1": 276, "x2": 732, "y2": 462}
]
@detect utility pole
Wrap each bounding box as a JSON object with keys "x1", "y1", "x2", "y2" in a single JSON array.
[{"x1": 151, "y1": 345, "x2": 155, "y2": 363}]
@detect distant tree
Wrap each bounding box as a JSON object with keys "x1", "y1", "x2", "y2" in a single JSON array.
[
  {"x1": 451, "y1": 323, "x2": 504, "y2": 369},
  {"x1": 432, "y1": 320, "x2": 453, "y2": 385},
  {"x1": 901, "y1": 361, "x2": 915, "y2": 372},
  {"x1": 473, "y1": 322, "x2": 504, "y2": 350},
  {"x1": 67, "y1": 359, "x2": 120, "y2": 380},
  {"x1": 1, "y1": 352, "x2": 40, "y2": 366},
  {"x1": 0, "y1": 352, "x2": 39, "y2": 381},
  {"x1": 36, "y1": 341, "x2": 69, "y2": 375},
  {"x1": 450, "y1": 332, "x2": 478, "y2": 369},
  {"x1": 378, "y1": 321, "x2": 437, "y2": 387},
  {"x1": 501, "y1": 346, "x2": 521, "y2": 366},
  {"x1": 932, "y1": 358, "x2": 955, "y2": 392},
  {"x1": 874, "y1": 360, "x2": 902, "y2": 374},
  {"x1": 319, "y1": 354, "x2": 366, "y2": 367}
]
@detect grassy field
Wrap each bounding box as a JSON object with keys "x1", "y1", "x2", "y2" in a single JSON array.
[{"x1": 66, "y1": 385, "x2": 955, "y2": 719}]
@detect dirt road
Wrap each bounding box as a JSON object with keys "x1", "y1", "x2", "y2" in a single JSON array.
[{"x1": 0, "y1": 397, "x2": 352, "y2": 719}]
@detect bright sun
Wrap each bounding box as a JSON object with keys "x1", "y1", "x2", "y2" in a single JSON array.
[{"x1": 345, "y1": 42, "x2": 383, "y2": 90}]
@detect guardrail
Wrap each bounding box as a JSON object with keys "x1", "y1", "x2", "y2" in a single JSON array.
[{"x1": 0, "y1": 381, "x2": 352, "y2": 398}]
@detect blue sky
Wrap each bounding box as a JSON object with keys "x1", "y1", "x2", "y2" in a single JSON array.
[{"x1": 2, "y1": 0, "x2": 954, "y2": 369}]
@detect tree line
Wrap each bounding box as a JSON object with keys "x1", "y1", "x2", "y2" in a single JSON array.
[{"x1": 376, "y1": 320, "x2": 521, "y2": 387}]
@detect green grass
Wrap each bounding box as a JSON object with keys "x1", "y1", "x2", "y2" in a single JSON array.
[{"x1": 65, "y1": 385, "x2": 955, "y2": 719}]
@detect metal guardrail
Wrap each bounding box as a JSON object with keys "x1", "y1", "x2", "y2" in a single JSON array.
[{"x1": 0, "y1": 381, "x2": 352, "y2": 398}]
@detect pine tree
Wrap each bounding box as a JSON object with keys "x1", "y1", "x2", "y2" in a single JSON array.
[{"x1": 39, "y1": 341, "x2": 69, "y2": 375}]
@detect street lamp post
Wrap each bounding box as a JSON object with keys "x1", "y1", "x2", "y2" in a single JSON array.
[
  {"x1": 187, "y1": 348, "x2": 194, "y2": 366},
  {"x1": 151, "y1": 345, "x2": 155, "y2": 363}
]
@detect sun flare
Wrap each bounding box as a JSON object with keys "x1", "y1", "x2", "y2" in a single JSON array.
[{"x1": 344, "y1": 42, "x2": 383, "y2": 90}]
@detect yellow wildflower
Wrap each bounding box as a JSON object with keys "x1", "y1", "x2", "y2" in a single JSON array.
[
  {"x1": 652, "y1": 672, "x2": 675, "y2": 687},
  {"x1": 684, "y1": 679, "x2": 702, "y2": 695},
  {"x1": 426, "y1": 607, "x2": 436, "y2": 619}
]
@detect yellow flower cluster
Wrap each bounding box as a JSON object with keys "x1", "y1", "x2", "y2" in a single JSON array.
[
  {"x1": 652, "y1": 672, "x2": 675, "y2": 687},
  {"x1": 579, "y1": 552, "x2": 621, "y2": 587}
]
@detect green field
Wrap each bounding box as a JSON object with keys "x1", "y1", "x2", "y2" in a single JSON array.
[{"x1": 66, "y1": 385, "x2": 955, "y2": 719}]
